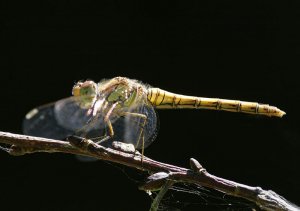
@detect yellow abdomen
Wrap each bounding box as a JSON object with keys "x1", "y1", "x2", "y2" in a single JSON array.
[{"x1": 147, "y1": 88, "x2": 285, "y2": 118}]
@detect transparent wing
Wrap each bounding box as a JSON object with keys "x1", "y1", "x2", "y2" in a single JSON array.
[
  {"x1": 111, "y1": 102, "x2": 159, "y2": 149},
  {"x1": 23, "y1": 97, "x2": 159, "y2": 150},
  {"x1": 54, "y1": 97, "x2": 104, "y2": 131},
  {"x1": 23, "y1": 97, "x2": 105, "y2": 139},
  {"x1": 23, "y1": 101, "x2": 75, "y2": 139}
]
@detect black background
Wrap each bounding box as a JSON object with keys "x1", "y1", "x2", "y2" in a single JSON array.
[{"x1": 1, "y1": 1, "x2": 300, "y2": 210}]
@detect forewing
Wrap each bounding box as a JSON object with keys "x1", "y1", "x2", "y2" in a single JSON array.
[
  {"x1": 23, "y1": 101, "x2": 74, "y2": 139},
  {"x1": 23, "y1": 97, "x2": 105, "y2": 139},
  {"x1": 54, "y1": 97, "x2": 93, "y2": 131}
]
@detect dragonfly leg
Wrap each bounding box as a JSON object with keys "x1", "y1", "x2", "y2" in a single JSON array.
[
  {"x1": 104, "y1": 118, "x2": 115, "y2": 138},
  {"x1": 92, "y1": 109, "x2": 115, "y2": 146},
  {"x1": 84, "y1": 123, "x2": 111, "y2": 145},
  {"x1": 118, "y1": 112, "x2": 147, "y2": 162},
  {"x1": 103, "y1": 102, "x2": 118, "y2": 138},
  {"x1": 75, "y1": 103, "x2": 117, "y2": 144},
  {"x1": 94, "y1": 106, "x2": 116, "y2": 145},
  {"x1": 72, "y1": 118, "x2": 113, "y2": 147},
  {"x1": 94, "y1": 135, "x2": 111, "y2": 145},
  {"x1": 74, "y1": 111, "x2": 101, "y2": 138}
]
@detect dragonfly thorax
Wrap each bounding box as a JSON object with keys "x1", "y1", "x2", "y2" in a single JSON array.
[
  {"x1": 105, "y1": 84, "x2": 137, "y2": 108},
  {"x1": 99, "y1": 77, "x2": 146, "y2": 110}
]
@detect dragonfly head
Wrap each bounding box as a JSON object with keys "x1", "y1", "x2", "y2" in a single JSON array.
[{"x1": 72, "y1": 80, "x2": 97, "y2": 108}]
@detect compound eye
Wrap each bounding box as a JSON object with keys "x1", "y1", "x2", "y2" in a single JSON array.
[
  {"x1": 72, "y1": 81, "x2": 97, "y2": 97},
  {"x1": 72, "y1": 83, "x2": 82, "y2": 97},
  {"x1": 81, "y1": 81, "x2": 93, "y2": 88},
  {"x1": 81, "y1": 81, "x2": 96, "y2": 95}
]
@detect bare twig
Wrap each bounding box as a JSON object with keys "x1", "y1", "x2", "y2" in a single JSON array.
[{"x1": 0, "y1": 131, "x2": 299, "y2": 211}]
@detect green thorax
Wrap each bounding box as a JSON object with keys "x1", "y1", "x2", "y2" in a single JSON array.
[{"x1": 106, "y1": 84, "x2": 138, "y2": 109}]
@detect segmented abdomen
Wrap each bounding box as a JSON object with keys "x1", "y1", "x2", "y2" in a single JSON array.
[{"x1": 147, "y1": 88, "x2": 285, "y2": 117}]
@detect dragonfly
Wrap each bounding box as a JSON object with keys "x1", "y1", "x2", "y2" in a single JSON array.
[{"x1": 23, "y1": 77, "x2": 285, "y2": 156}]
